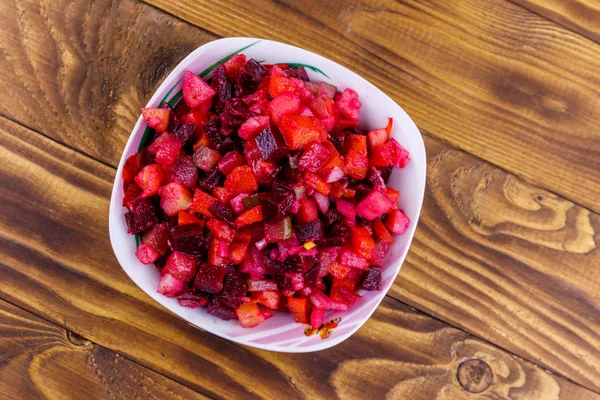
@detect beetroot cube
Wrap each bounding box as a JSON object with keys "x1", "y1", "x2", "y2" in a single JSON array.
[
  {"x1": 211, "y1": 64, "x2": 233, "y2": 112},
  {"x1": 206, "y1": 296, "x2": 236, "y2": 320},
  {"x1": 238, "y1": 59, "x2": 267, "y2": 94},
  {"x1": 197, "y1": 168, "x2": 225, "y2": 192},
  {"x1": 173, "y1": 123, "x2": 197, "y2": 145},
  {"x1": 165, "y1": 154, "x2": 198, "y2": 187},
  {"x1": 314, "y1": 237, "x2": 344, "y2": 248},
  {"x1": 125, "y1": 199, "x2": 158, "y2": 234},
  {"x1": 238, "y1": 116, "x2": 269, "y2": 140},
  {"x1": 194, "y1": 263, "x2": 226, "y2": 293},
  {"x1": 298, "y1": 142, "x2": 332, "y2": 172},
  {"x1": 372, "y1": 240, "x2": 389, "y2": 267},
  {"x1": 255, "y1": 126, "x2": 289, "y2": 163},
  {"x1": 162, "y1": 102, "x2": 180, "y2": 133},
  {"x1": 208, "y1": 200, "x2": 236, "y2": 223},
  {"x1": 378, "y1": 166, "x2": 393, "y2": 183},
  {"x1": 295, "y1": 220, "x2": 324, "y2": 242},
  {"x1": 359, "y1": 267, "x2": 382, "y2": 291},
  {"x1": 177, "y1": 290, "x2": 209, "y2": 309},
  {"x1": 141, "y1": 222, "x2": 170, "y2": 254},
  {"x1": 169, "y1": 223, "x2": 207, "y2": 256},
  {"x1": 219, "y1": 274, "x2": 248, "y2": 308},
  {"x1": 304, "y1": 264, "x2": 320, "y2": 288}
]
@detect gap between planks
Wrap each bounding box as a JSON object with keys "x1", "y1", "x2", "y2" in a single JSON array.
[{"x1": 1, "y1": 113, "x2": 598, "y2": 396}]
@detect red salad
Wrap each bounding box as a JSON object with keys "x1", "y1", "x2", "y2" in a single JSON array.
[{"x1": 123, "y1": 54, "x2": 410, "y2": 329}]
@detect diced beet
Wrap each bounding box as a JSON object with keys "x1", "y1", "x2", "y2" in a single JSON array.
[
  {"x1": 224, "y1": 54, "x2": 247, "y2": 80},
  {"x1": 169, "y1": 223, "x2": 207, "y2": 256},
  {"x1": 255, "y1": 125, "x2": 289, "y2": 163},
  {"x1": 365, "y1": 167, "x2": 385, "y2": 188},
  {"x1": 295, "y1": 220, "x2": 324, "y2": 242},
  {"x1": 211, "y1": 65, "x2": 233, "y2": 112},
  {"x1": 304, "y1": 264, "x2": 320, "y2": 289},
  {"x1": 183, "y1": 70, "x2": 216, "y2": 108},
  {"x1": 314, "y1": 237, "x2": 344, "y2": 248},
  {"x1": 286, "y1": 66, "x2": 309, "y2": 81},
  {"x1": 208, "y1": 200, "x2": 236, "y2": 224},
  {"x1": 355, "y1": 190, "x2": 394, "y2": 220},
  {"x1": 197, "y1": 168, "x2": 226, "y2": 192},
  {"x1": 206, "y1": 296, "x2": 236, "y2": 320},
  {"x1": 165, "y1": 154, "x2": 198, "y2": 187},
  {"x1": 141, "y1": 222, "x2": 170, "y2": 254},
  {"x1": 194, "y1": 263, "x2": 226, "y2": 293},
  {"x1": 202, "y1": 116, "x2": 224, "y2": 149},
  {"x1": 136, "y1": 243, "x2": 160, "y2": 264},
  {"x1": 385, "y1": 209, "x2": 410, "y2": 234},
  {"x1": 220, "y1": 99, "x2": 255, "y2": 136},
  {"x1": 264, "y1": 217, "x2": 293, "y2": 243},
  {"x1": 125, "y1": 198, "x2": 158, "y2": 234},
  {"x1": 173, "y1": 123, "x2": 197, "y2": 145},
  {"x1": 219, "y1": 274, "x2": 248, "y2": 308},
  {"x1": 162, "y1": 102, "x2": 180, "y2": 133},
  {"x1": 238, "y1": 59, "x2": 267, "y2": 94},
  {"x1": 372, "y1": 240, "x2": 389, "y2": 267},
  {"x1": 157, "y1": 273, "x2": 184, "y2": 298},
  {"x1": 261, "y1": 192, "x2": 294, "y2": 222},
  {"x1": 359, "y1": 267, "x2": 382, "y2": 291},
  {"x1": 329, "y1": 222, "x2": 352, "y2": 239},
  {"x1": 177, "y1": 290, "x2": 209, "y2": 308},
  {"x1": 239, "y1": 247, "x2": 267, "y2": 278},
  {"x1": 378, "y1": 166, "x2": 393, "y2": 183},
  {"x1": 323, "y1": 209, "x2": 342, "y2": 226},
  {"x1": 335, "y1": 198, "x2": 356, "y2": 221}
]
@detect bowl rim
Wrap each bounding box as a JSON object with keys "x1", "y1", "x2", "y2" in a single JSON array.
[{"x1": 109, "y1": 36, "x2": 426, "y2": 352}]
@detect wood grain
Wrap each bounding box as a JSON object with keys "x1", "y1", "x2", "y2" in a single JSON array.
[
  {"x1": 1, "y1": 117, "x2": 599, "y2": 399},
  {"x1": 0, "y1": 299, "x2": 208, "y2": 400},
  {"x1": 0, "y1": 0, "x2": 218, "y2": 167},
  {"x1": 2, "y1": 0, "x2": 600, "y2": 392},
  {"x1": 139, "y1": 0, "x2": 600, "y2": 214},
  {"x1": 511, "y1": 0, "x2": 600, "y2": 43}
]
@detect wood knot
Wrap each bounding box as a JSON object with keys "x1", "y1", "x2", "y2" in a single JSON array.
[
  {"x1": 67, "y1": 331, "x2": 93, "y2": 347},
  {"x1": 457, "y1": 359, "x2": 493, "y2": 393}
]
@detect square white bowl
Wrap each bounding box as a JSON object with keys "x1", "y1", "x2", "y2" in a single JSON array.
[{"x1": 109, "y1": 37, "x2": 426, "y2": 352}]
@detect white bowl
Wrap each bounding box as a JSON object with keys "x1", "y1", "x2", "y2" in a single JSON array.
[{"x1": 109, "y1": 37, "x2": 426, "y2": 352}]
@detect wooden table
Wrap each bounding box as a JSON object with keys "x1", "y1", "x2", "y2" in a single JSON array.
[{"x1": 1, "y1": 0, "x2": 599, "y2": 398}]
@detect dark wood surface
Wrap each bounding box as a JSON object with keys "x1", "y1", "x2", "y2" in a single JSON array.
[{"x1": 1, "y1": 0, "x2": 599, "y2": 398}]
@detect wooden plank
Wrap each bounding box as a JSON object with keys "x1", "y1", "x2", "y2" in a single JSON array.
[
  {"x1": 137, "y1": 0, "x2": 600, "y2": 214},
  {"x1": 1, "y1": 118, "x2": 599, "y2": 399},
  {"x1": 0, "y1": 0, "x2": 218, "y2": 167},
  {"x1": 511, "y1": 0, "x2": 600, "y2": 44},
  {"x1": 0, "y1": 299, "x2": 209, "y2": 400},
  {"x1": 1, "y1": 0, "x2": 599, "y2": 392}
]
